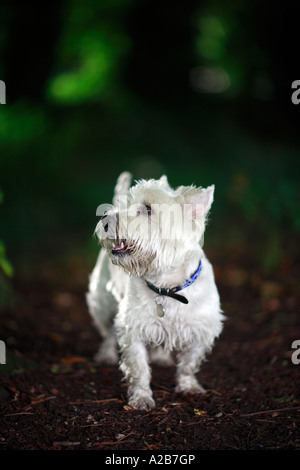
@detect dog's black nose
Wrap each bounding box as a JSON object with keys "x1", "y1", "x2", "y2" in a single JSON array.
[
  {"x1": 101, "y1": 214, "x2": 109, "y2": 233},
  {"x1": 103, "y1": 221, "x2": 109, "y2": 233}
]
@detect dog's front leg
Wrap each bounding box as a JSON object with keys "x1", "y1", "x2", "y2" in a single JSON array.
[
  {"x1": 119, "y1": 339, "x2": 155, "y2": 410},
  {"x1": 175, "y1": 342, "x2": 207, "y2": 395}
]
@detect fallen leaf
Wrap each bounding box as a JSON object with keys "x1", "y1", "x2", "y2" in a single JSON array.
[
  {"x1": 61, "y1": 357, "x2": 85, "y2": 365},
  {"x1": 194, "y1": 409, "x2": 207, "y2": 417}
]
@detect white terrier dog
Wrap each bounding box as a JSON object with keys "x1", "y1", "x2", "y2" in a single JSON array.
[{"x1": 87, "y1": 172, "x2": 224, "y2": 410}]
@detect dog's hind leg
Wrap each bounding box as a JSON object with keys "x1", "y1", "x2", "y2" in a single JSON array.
[
  {"x1": 150, "y1": 345, "x2": 174, "y2": 366},
  {"x1": 86, "y1": 249, "x2": 118, "y2": 364}
]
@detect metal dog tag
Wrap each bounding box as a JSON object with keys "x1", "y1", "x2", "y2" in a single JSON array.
[
  {"x1": 155, "y1": 296, "x2": 165, "y2": 317},
  {"x1": 156, "y1": 304, "x2": 165, "y2": 317}
]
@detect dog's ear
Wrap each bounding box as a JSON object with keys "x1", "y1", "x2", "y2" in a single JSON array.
[
  {"x1": 159, "y1": 175, "x2": 169, "y2": 186},
  {"x1": 185, "y1": 185, "x2": 215, "y2": 219},
  {"x1": 200, "y1": 185, "x2": 215, "y2": 216},
  {"x1": 113, "y1": 171, "x2": 132, "y2": 205}
]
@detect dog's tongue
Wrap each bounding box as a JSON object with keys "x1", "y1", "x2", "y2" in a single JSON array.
[
  {"x1": 113, "y1": 241, "x2": 127, "y2": 251},
  {"x1": 112, "y1": 240, "x2": 133, "y2": 254}
]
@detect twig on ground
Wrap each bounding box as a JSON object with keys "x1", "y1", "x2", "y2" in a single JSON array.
[
  {"x1": 5, "y1": 396, "x2": 57, "y2": 416},
  {"x1": 70, "y1": 398, "x2": 122, "y2": 405},
  {"x1": 241, "y1": 406, "x2": 300, "y2": 417}
]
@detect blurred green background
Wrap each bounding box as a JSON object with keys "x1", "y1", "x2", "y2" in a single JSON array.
[{"x1": 0, "y1": 0, "x2": 299, "y2": 286}]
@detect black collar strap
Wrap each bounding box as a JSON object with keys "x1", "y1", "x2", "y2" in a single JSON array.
[{"x1": 146, "y1": 259, "x2": 202, "y2": 305}]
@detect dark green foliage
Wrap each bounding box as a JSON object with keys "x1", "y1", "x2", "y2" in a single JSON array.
[{"x1": 0, "y1": 0, "x2": 298, "y2": 273}]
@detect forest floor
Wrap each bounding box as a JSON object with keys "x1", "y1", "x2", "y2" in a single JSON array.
[{"x1": 0, "y1": 245, "x2": 299, "y2": 451}]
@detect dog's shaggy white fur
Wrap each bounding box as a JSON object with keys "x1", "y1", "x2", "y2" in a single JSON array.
[{"x1": 87, "y1": 172, "x2": 224, "y2": 410}]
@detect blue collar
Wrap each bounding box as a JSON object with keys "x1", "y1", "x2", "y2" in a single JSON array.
[
  {"x1": 178, "y1": 259, "x2": 202, "y2": 291},
  {"x1": 146, "y1": 259, "x2": 202, "y2": 304}
]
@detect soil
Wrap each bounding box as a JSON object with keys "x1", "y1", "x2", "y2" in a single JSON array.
[{"x1": 0, "y1": 248, "x2": 299, "y2": 451}]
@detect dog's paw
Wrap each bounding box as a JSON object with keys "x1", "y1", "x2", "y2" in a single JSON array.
[
  {"x1": 128, "y1": 393, "x2": 156, "y2": 411},
  {"x1": 175, "y1": 376, "x2": 206, "y2": 395},
  {"x1": 94, "y1": 345, "x2": 118, "y2": 365}
]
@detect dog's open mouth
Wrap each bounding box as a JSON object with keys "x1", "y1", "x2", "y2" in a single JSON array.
[{"x1": 111, "y1": 240, "x2": 133, "y2": 256}]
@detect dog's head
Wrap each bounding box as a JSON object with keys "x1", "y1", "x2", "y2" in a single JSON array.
[{"x1": 95, "y1": 174, "x2": 214, "y2": 276}]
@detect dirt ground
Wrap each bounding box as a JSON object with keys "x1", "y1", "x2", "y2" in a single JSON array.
[{"x1": 0, "y1": 247, "x2": 299, "y2": 450}]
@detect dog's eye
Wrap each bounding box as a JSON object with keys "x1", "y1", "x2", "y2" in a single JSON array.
[
  {"x1": 137, "y1": 204, "x2": 152, "y2": 216},
  {"x1": 145, "y1": 204, "x2": 152, "y2": 216}
]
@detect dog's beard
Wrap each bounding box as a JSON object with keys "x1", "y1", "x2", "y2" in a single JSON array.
[{"x1": 101, "y1": 237, "x2": 156, "y2": 276}]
